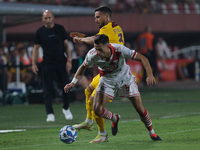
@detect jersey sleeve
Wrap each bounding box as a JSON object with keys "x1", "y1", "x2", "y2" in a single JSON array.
[
  {"x1": 121, "y1": 45, "x2": 137, "y2": 60},
  {"x1": 83, "y1": 49, "x2": 96, "y2": 67}
]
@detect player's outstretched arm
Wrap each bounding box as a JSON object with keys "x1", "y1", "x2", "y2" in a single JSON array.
[
  {"x1": 70, "y1": 32, "x2": 86, "y2": 38},
  {"x1": 64, "y1": 64, "x2": 88, "y2": 93},
  {"x1": 135, "y1": 53, "x2": 156, "y2": 86},
  {"x1": 72, "y1": 36, "x2": 96, "y2": 45}
]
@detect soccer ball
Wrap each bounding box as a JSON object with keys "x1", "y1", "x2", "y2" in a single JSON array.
[{"x1": 59, "y1": 125, "x2": 77, "y2": 144}]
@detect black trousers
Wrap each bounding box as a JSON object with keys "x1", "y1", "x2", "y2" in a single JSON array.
[{"x1": 42, "y1": 62, "x2": 70, "y2": 114}]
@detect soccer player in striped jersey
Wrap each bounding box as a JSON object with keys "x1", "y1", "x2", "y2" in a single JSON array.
[{"x1": 64, "y1": 34, "x2": 162, "y2": 142}]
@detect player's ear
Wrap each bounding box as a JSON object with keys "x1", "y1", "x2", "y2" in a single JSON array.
[
  {"x1": 106, "y1": 43, "x2": 110, "y2": 49},
  {"x1": 105, "y1": 13, "x2": 109, "y2": 19}
]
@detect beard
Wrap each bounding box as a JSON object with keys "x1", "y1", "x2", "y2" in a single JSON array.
[{"x1": 99, "y1": 22, "x2": 105, "y2": 28}]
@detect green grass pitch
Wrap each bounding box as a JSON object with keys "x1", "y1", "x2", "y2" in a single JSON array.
[{"x1": 0, "y1": 88, "x2": 200, "y2": 150}]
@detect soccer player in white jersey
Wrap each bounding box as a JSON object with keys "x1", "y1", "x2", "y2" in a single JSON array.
[{"x1": 64, "y1": 34, "x2": 162, "y2": 141}]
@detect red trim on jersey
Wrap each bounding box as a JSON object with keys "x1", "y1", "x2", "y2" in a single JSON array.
[
  {"x1": 132, "y1": 51, "x2": 137, "y2": 60},
  {"x1": 83, "y1": 60, "x2": 89, "y2": 67},
  {"x1": 109, "y1": 44, "x2": 121, "y2": 65}
]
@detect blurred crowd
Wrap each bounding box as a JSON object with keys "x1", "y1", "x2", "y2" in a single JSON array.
[
  {"x1": 0, "y1": 40, "x2": 96, "y2": 93},
  {"x1": 1, "y1": 0, "x2": 200, "y2": 14}
]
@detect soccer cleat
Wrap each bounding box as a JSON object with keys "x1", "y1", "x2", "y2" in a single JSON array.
[
  {"x1": 111, "y1": 114, "x2": 120, "y2": 136},
  {"x1": 62, "y1": 108, "x2": 73, "y2": 120},
  {"x1": 150, "y1": 133, "x2": 162, "y2": 141},
  {"x1": 46, "y1": 114, "x2": 55, "y2": 122},
  {"x1": 89, "y1": 134, "x2": 109, "y2": 143},
  {"x1": 72, "y1": 122, "x2": 94, "y2": 131}
]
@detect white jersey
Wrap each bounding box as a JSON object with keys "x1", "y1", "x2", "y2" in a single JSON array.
[{"x1": 83, "y1": 43, "x2": 137, "y2": 84}]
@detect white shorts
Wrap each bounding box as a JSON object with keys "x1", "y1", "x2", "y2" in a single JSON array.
[{"x1": 96, "y1": 75, "x2": 140, "y2": 100}]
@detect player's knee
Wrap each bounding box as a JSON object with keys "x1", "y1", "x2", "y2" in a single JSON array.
[{"x1": 93, "y1": 103, "x2": 103, "y2": 116}]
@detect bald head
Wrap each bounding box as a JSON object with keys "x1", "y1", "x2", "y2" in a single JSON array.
[
  {"x1": 42, "y1": 10, "x2": 54, "y2": 28},
  {"x1": 43, "y1": 10, "x2": 52, "y2": 16}
]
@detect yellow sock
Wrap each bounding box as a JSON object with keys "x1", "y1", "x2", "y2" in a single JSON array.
[
  {"x1": 93, "y1": 111, "x2": 106, "y2": 131},
  {"x1": 85, "y1": 88, "x2": 93, "y2": 120}
]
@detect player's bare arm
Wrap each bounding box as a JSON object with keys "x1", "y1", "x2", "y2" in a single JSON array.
[
  {"x1": 64, "y1": 64, "x2": 88, "y2": 93},
  {"x1": 72, "y1": 36, "x2": 96, "y2": 45},
  {"x1": 135, "y1": 53, "x2": 156, "y2": 86},
  {"x1": 64, "y1": 39, "x2": 72, "y2": 71},
  {"x1": 32, "y1": 44, "x2": 40, "y2": 75}
]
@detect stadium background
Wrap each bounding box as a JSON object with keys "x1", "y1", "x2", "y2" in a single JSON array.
[{"x1": 0, "y1": 0, "x2": 200, "y2": 104}]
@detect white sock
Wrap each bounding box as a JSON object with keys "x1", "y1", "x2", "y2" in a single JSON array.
[
  {"x1": 111, "y1": 114, "x2": 117, "y2": 123},
  {"x1": 148, "y1": 129, "x2": 155, "y2": 135},
  {"x1": 99, "y1": 130, "x2": 107, "y2": 136},
  {"x1": 85, "y1": 118, "x2": 93, "y2": 125}
]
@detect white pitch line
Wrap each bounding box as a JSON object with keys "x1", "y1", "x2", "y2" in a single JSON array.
[{"x1": 0, "y1": 129, "x2": 26, "y2": 133}]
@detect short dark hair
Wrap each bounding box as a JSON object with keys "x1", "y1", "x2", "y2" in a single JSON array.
[
  {"x1": 94, "y1": 34, "x2": 109, "y2": 45},
  {"x1": 95, "y1": 5, "x2": 112, "y2": 17}
]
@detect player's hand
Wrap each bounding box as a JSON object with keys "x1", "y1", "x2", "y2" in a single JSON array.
[
  {"x1": 146, "y1": 76, "x2": 156, "y2": 86},
  {"x1": 70, "y1": 32, "x2": 86, "y2": 38},
  {"x1": 64, "y1": 83, "x2": 75, "y2": 93},
  {"x1": 73, "y1": 36, "x2": 83, "y2": 43},
  {"x1": 32, "y1": 64, "x2": 38, "y2": 75}
]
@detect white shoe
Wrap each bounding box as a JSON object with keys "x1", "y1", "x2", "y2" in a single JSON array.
[
  {"x1": 62, "y1": 108, "x2": 73, "y2": 120},
  {"x1": 46, "y1": 114, "x2": 55, "y2": 122}
]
